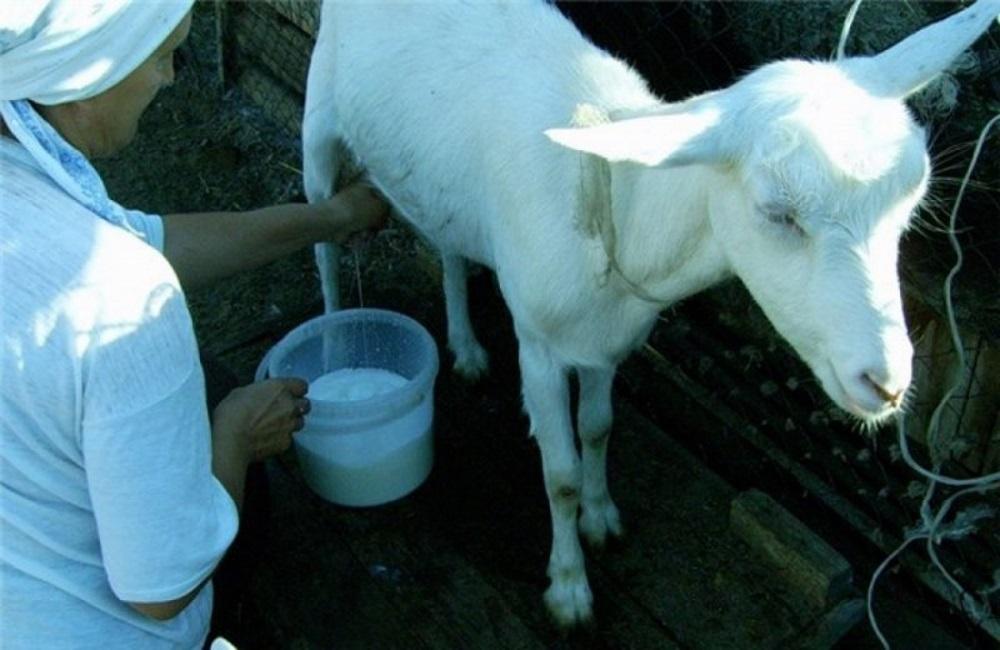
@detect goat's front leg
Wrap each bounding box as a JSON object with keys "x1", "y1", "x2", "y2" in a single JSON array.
[
  {"x1": 519, "y1": 338, "x2": 591, "y2": 626},
  {"x1": 442, "y1": 253, "x2": 488, "y2": 379},
  {"x1": 577, "y1": 366, "x2": 622, "y2": 547}
]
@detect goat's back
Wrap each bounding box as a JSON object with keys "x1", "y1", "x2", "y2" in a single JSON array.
[{"x1": 309, "y1": 0, "x2": 656, "y2": 267}]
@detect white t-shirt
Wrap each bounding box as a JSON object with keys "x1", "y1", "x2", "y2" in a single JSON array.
[{"x1": 0, "y1": 140, "x2": 239, "y2": 648}]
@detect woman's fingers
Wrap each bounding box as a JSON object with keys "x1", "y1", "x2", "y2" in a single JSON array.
[{"x1": 282, "y1": 377, "x2": 309, "y2": 398}]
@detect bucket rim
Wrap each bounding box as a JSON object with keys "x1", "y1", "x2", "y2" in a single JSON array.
[{"x1": 254, "y1": 308, "x2": 440, "y2": 421}]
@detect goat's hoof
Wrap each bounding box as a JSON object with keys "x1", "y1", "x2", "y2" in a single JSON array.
[
  {"x1": 579, "y1": 501, "x2": 624, "y2": 549},
  {"x1": 544, "y1": 575, "x2": 593, "y2": 628},
  {"x1": 451, "y1": 344, "x2": 489, "y2": 381}
]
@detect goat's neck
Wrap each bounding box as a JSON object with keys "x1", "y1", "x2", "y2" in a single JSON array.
[{"x1": 607, "y1": 163, "x2": 731, "y2": 306}]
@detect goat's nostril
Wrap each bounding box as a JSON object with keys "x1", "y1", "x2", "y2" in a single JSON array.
[{"x1": 863, "y1": 373, "x2": 904, "y2": 407}]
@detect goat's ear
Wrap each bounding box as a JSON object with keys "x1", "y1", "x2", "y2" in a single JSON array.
[
  {"x1": 853, "y1": 0, "x2": 999, "y2": 99},
  {"x1": 545, "y1": 103, "x2": 728, "y2": 168}
]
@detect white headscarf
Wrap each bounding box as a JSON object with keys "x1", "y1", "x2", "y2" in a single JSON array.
[
  {"x1": 0, "y1": 0, "x2": 194, "y2": 105},
  {"x1": 0, "y1": 0, "x2": 193, "y2": 235}
]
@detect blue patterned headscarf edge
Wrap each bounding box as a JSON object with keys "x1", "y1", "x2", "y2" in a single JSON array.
[{"x1": 0, "y1": 98, "x2": 151, "y2": 237}]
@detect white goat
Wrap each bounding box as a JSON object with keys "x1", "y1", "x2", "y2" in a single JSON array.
[{"x1": 303, "y1": 0, "x2": 1000, "y2": 626}]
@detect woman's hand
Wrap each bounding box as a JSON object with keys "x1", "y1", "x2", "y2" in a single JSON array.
[
  {"x1": 212, "y1": 378, "x2": 311, "y2": 465},
  {"x1": 321, "y1": 183, "x2": 391, "y2": 244}
]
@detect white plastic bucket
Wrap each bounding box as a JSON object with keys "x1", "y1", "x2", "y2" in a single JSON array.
[{"x1": 256, "y1": 309, "x2": 439, "y2": 507}]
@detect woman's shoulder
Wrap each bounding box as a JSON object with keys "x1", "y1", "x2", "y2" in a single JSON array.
[
  {"x1": 2, "y1": 145, "x2": 176, "y2": 285},
  {"x1": 2, "y1": 150, "x2": 184, "y2": 346}
]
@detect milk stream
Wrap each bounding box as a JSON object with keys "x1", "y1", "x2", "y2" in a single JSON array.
[
  {"x1": 322, "y1": 248, "x2": 369, "y2": 374},
  {"x1": 353, "y1": 246, "x2": 365, "y2": 308},
  {"x1": 353, "y1": 247, "x2": 371, "y2": 363}
]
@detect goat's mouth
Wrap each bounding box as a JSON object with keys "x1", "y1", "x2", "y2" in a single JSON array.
[{"x1": 820, "y1": 360, "x2": 903, "y2": 427}]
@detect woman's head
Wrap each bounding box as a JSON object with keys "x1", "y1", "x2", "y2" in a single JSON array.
[
  {"x1": 0, "y1": 0, "x2": 194, "y2": 157},
  {"x1": 40, "y1": 13, "x2": 191, "y2": 158}
]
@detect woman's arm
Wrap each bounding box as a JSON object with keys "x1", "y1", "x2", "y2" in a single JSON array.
[
  {"x1": 127, "y1": 378, "x2": 309, "y2": 621},
  {"x1": 162, "y1": 184, "x2": 388, "y2": 288}
]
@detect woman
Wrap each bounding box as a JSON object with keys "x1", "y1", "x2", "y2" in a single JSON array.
[{"x1": 0, "y1": 2, "x2": 386, "y2": 647}]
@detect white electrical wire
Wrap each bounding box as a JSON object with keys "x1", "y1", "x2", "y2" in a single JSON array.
[
  {"x1": 896, "y1": 112, "x2": 1000, "y2": 488},
  {"x1": 835, "y1": 3, "x2": 1000, "y2": 646},
  {"x1": 836, "y1": 0, "x2": 865, "y2": 60},
  {"x1": 866, "y1": 113, "x2": 1000, "y2": 650}
]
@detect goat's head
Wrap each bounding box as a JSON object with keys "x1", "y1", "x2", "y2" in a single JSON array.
[{"x1": 548, "y1": 1, "x2": 998, "y2": 424}]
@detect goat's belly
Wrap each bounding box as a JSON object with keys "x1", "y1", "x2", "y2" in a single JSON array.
[
  {"x1": 368, "y1": 176, "x2": 495, "y2": 267},
  {"x1": 357, "y1": 142, "x2": 501, "y2": 266},
  {"x1": 419, "y1": 220, "x2": 495, "y2": 269}
]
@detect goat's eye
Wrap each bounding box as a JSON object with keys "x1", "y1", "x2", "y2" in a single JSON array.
[{"x1": 760, "y1": 205, "x2": 805, "y2": 236}]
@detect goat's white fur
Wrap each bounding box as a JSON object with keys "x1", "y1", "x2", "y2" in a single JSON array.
[{"x1": 303, "y1": 0, "x2": 999, "y2": 626}]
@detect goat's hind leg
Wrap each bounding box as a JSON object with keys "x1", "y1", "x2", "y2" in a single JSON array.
[
  {"x1": 577, "y1": 366, "x2": 623, "y2": 548},
  {"x1": 442, "y1": 253, "x2": 489, "y2": 379},
  {"x1": 519, "y1": 337, "x2": 592, "y2": 626},
  {"x1": 303, "y1": 127, "x2": 346, "y2": 314}
]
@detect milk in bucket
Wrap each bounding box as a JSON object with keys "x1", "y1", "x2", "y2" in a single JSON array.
[{"x1": 310, "y1": 368, "x2": 407, "y2": 402}]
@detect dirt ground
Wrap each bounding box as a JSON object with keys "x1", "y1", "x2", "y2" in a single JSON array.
[{"x1": 91, "y1": 5, "x2": 996, "y2": 649}]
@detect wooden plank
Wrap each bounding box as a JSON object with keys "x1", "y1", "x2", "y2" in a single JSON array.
[
  {"x1": 233, "y1": 3, "x2": 312, "y2": 95},
  {"x1": 212, "y1": 0, "x2": 228, "y2": 87},
  {"x1": 264, "y1": 456, "x2": 547, "y2": 649},
  {"x1": 204, "y1": 298, "x2": 322, "y2": 358},
  {"x1": 593, "y1": 403, "x2": 825, "y2": 648},
  {"x1": 241, "y1": 462, "x2": 428, "y2": 649},
  {"x1": 794, "y1": 598, "x2": 865, "y2": 650},
  {"x1": 265, "y1": 0, "x2": 321, "y2": 37},
  {"x1": 632, "y1": 337, "x2": 885, "y2": 536},
  {"x1": 236, "y1": 65, "x2": 304, "y2": 136},
  {"x1": 730, "y1": 489, "x2": 853, "y2": 611}
]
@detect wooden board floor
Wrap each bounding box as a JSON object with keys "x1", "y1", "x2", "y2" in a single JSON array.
[{"x1": 223, "y1": 409, "x2": 828, "y2": 650}]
